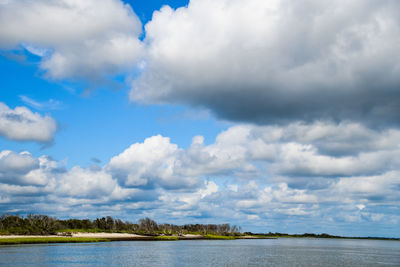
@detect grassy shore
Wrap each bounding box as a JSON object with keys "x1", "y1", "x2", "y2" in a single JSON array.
[
  {"x1": 0, "y1": 237, "x2": 110, "y2": 245},
  {"x1": 154, "y1": 236, "x2": 179, "y2": 241},
  {"x1": 0, "y1": 233, "x2": 274, "y2": 245},
  {"x1": 204, "y1": 234, "x2": 237, "y2": 240}
]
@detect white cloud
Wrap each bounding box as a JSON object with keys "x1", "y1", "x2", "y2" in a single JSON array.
[
  {"x1": 108, "y1": 135, "x2": 201, "y2": 189},
  {"x1": 57, "y1": 167, "x2": 117, "y2": 199},
  {"x1": 0, "y1": 0, "x2": 143, "y2": 80},
  {"x1": 0, "y1": 150, "x2": 38, "y2": 173},
  {"x1": 131, "y1": 0, "x2": 400, "y2": 126},
  {"x1": 333, "y1": 171, "x2": 400, "y2": 200},
  {"x1": 0, "y1": 150, "x2": 39, "y2": 184},
  {"x1": 1, "y1": 0, "x2": 399, "y2": 128},
  {"x1": 273, "y1": 142, "x2": 394, "y2": 177},
  {"x1": 106, "y1": 121, "x2": 400, "y2": 192},
  {"x1": 0, "y1": 102, "x2": 57, "y2": 142},
  {"x1": 0, "y1": 151, "x2": 57, "y2": 186},
  {"x1": 158, "y1": 180, "x2": 218, "y2": 211},
  {"x1": 2, "y1": 0, "x2": 399, "y2": 128},
  {"x1": 1, "y1": 121, "x2": 400, "y2": 235}
]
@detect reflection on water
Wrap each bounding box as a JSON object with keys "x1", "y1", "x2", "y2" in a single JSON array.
[{"x1": 0, "y1": 238, "x2": 399, "y2": 266}]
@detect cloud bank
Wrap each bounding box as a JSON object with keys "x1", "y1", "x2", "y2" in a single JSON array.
[
  {"x1": 1, "y1": 122, "x2": 399, "y2": 235},
  {"x1": 130, "y1": 0, "x2": 400, "y2": 126},
  {"x1": 1, "y1": 0, "x2": 399, "y2": 126},
  {"x1": 0, "y1": 102, "x2": 57, "y2": 143}
]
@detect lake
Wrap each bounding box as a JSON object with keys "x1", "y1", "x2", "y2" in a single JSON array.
[{"x1": 0, "y1": 238, "x2": 399, "y2": 266}]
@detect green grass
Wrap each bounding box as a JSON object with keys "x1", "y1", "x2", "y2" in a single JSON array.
[
  {"x1": 0, "y1": 234, "x2": 271, "y2": 245},
  {"x1": 237, "y1": 235, "x2": 268, "y2": 238},
  {"x1": 154, "y1": 236, "x2": 179, "y2": 241},
  {"x1": 204, "y1": 234, "x2": 237, "y2": 240},
  {"x1": 0, "y1": 237, "x2": 110, "y2": 245},
  {"x1": 186, "y1": 231, "x2": 204, "y2": 235}
]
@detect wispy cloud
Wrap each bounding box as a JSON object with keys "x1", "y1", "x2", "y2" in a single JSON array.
[
  {"x1": 19, "y1": 95, "x2": 63, "y2": 111},
  {"x1": 21, "y1": 43, "x2": 50, "y2": 57}
]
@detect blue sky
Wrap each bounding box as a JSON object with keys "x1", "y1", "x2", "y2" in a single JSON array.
[
  {"x1": 0, "y1": 53, "x2": 225, "y2": 167},
  {"x1": 0, "y1": 0, "x2": 211, "y2": 167},
  {"x1": 1, "y1": 0, "x2": 400, "y2": 237}
]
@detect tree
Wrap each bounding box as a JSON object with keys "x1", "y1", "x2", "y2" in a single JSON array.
[{"x1": 138, "y1": 217, "x2": 158, "y2": 235}]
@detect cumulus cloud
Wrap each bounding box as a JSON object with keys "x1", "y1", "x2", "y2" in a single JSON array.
[
  {"x1": 158, "y1": 180, "x2": 219, "y2": 212},
  {"x1": 0, "y1": 102, "x2": 57, "y2": 143},
  {"x1": 2, "y1": 0, "x2": 399, "y2": 128},
  {"x1": 0, "y1": 151, "x2": 39, "y2": 185},
  {"x1": 0, "y1": 0, "x2": 143, "y2": 81},
  {"x1": 108, "y1": 135, "x2": 202, "y2": 189},
  {"x1": 333, "y1": 171, "x2": 400, "y2": 202},
  {"x1": 1, "y1": 0, "x2": 399, "y2": 128},
  {"x1": 105, "y1": 121, "x2": 400, "y2": 232},
  {"x1": 131, "y1": 0, "x2": 400, "y2": 126},
  {"x1": 57, "y1": 167, "x2": 118, "y2": 199},
  {"x1": 145, "y1": 121, "x2": 400, "y2": 180},
  {"x1": 0, "y1": 151, "x2": 153, "y2": 213},
  {"x1": 1, "y1": 121, "x2": 400, "y2": 235},
  {"x1": 0, "y1": 151, "x2": 58, "y2": 188},
  {"x1": 1, "y1": 0, "x2": 399, "y2": 236}
]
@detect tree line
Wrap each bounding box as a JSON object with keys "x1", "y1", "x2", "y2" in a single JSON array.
[{"x1": 0, "y1": 214, "x2": 241, "y2": 236}]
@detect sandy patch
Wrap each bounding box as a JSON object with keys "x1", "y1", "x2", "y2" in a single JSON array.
[
  {"x1": 182, "y1": 234, "x2": 203, "y2": 238},
  {"x1": 71, "y1": 232, "x2": 147, "y2": 238}
]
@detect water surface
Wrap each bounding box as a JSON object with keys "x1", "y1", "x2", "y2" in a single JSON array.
[{"x1": 0, "y1": 238, "x2": 399, "y2": 266}]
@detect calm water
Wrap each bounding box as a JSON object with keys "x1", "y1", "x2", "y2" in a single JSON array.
[{"x1": 0, "y1": 238, "x2": 399, "y2": 266}]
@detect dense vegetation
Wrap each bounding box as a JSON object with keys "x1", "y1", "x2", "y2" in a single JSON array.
[
  {"x1": 245, "y1": 232, "x2": 400, "y2": 241},
  {"x1": 0, "y1": 214, "x2": 241, "y2": 236},
  {"x1": 2, "y1": 214, "x2": 398, "y2": 241},
  {"x1": 245, "y1": 232, "x2": 341, "y2": 238}
]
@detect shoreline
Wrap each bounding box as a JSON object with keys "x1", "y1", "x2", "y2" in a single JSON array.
[
  {"x1": 1, "y1": 233, "x2": 398, "y2": 245},
  {"x1": 0, "y1": 233, "x2": 275, "y2": 245}
]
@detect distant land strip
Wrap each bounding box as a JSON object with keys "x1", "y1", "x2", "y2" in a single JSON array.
[{"x1": 0, "y1": 214, "x2": 398, "y2": 245}]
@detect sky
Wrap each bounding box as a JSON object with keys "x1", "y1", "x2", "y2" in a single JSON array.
[{"x1": 0, "y1": 0, "x2": 400, "y2": 237}]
